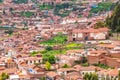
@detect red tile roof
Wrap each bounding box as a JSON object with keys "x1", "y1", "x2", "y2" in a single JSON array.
[{"x1": 72, "y1": 28, "x2": 109, "y2": 33}]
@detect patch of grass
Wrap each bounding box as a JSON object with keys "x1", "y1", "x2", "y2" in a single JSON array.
[
  {"x1": 9, "y1": 34, "x2": 13, "y2": 36},
  {"x1": 30, "y1": 51, "x2": 39, "y2": 57},
  {"x1": 41, "y1": 48, "x2": 83, "y2": 63},
  {"x1": 41, "y1": 50, "x2": 66, "y2": 56},
  {"x1": 93, "y1": 63, "x2": 114, "y2": 69},
  {"x1": 39, "y1": 4, "x2": 54, "y2": 10},
  {"x1": 111, "y1": 34, "x2": 120, "y2": 40},
  {"x1": 21, "y1": 11, "x2": 34, "y2": 18},
  {"x1": 41, "y1": 49, "x2": 66, "y2": 63},
  {"x1": 64, "y1": 42, "x2": 83, "y2": 49},
  {"x1": 40, "y1": 35, "x2": 67, "y2": 46},
  {"x1": 62, "y1": 64, "x2": 70, "y2": 68},
  {"x1": 65, "y1": 42, "x2": 83, "y2": 47},
  {"x1": 81, "y1": 63, "x2": 89, "y2": 67}
]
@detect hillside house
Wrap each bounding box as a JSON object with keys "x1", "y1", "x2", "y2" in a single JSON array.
[{"x1": 68, "y1": 28, "x2": 109, "y2": 41}]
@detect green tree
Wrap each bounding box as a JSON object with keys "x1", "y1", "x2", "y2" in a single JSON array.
[
  {"x1": 54, "y1": 3, "x2": 71, "y2": 17},
  {"x1": 4, "y1": 29, "x2": 13, "y2": 35},
  {"x1": 62, "y1": 64, "x2": 69, "y2": 68},
  {"x1": 0, "y1": 72, "x2": 9, "y2": 80},
  {"x1": 94, "y1": 21, "x2": 107, "y2": 29},
  {"x1": 83, "y1": 73, "x2": 98, "y2": 80},
  {"x1": 116, "y1": 26, "x2": 120, "y2": 39},
  {"x1": 106, "y1": 1, "x2": 120, "y2": 31},
  {"x1": 81, "y1": 56, "x2": 87, "y2": 64},
  {"x1": 46, "y1": 46, "x2": 53, "y2": 51},
  {"x1": 83, "y1": 73, "x2": 89, "y2": 80},
  {"x1": 39, "y1": 77, "x2": 46, "y2": 80},
  {"x1": 30, "y1": 51, "x2": 38, "y2": 56},
  {"x1": 90, "y1": 2, "x2": 113, "y2": 13},
  {"x1": 12, "y1": 0, "x2": 28, "y2": 4},
  {"x1": 92, "y1": 73, "x2": 98, "y2": 80},
  {"x1": 48, "y1": 55, "x2": 56, "y2": 64},
  {"x1": 0, "y1": 0, "x2": 3, "y2": 3},
  {"x1": 45, "y1": 61, "x2": 51, "y2": 70}
]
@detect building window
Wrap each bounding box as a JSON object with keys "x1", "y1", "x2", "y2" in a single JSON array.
[
  {"x1": 82, "y1": 72, "x2": 84, "y2": 75},
  {"x1": 72, "y1": 34, "x2": 76, "y2": 38},
  {"x1": 30, "y1": 61, "x2": 32, "y2": 63},
  {"x1": 26, "y1": 61, "x2": 28, "y2": 64},
  {"x1": 84, "y1": 36, "x2": 88, "y2": 40},
  {"x1": 73, "y1": 38, "x2": 76, "y2": 41},
  {"x1": 85, "y1": 33, "x2": 88, "y2": 35},
  {"x1": 39, "y1": 60, "x2": 41, "y2": 63}
]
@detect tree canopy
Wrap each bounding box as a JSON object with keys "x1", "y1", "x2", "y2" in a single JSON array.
[
  {"x1": 83, "y1": 73, "x2": 98, "y2": 80},
  {"x1": 0, "y1": 0, "x2": 3, "y2": 3},
  {"x1": 48, "y1": 55, "x2": 56, "y2": 64},
  {"x1": 90, "y1": 2, "x2": 113, "y2": 13},
  {"x1": 46, "y1": 46, "x2": 53, "y2": 51},
  {"x1": 94, "y1": 21, "x2": 107, "y2": 29},
  {"x1": 106, "y1": 1, "x2": 120, "y2": 31},
  {"x1": 0, "y1": 72, "x2": 9, "y2": 80},
  {"x1": 12, "y1": 0, "x2": 28, "y2": 4},
  {"x1": 45, "y1": 61, "x2": 51, "y2": 70},
  {"x1": 62, "y1": 64, "x2": 69, "y2": 68}
]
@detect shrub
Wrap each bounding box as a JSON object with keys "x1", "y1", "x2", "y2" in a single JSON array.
[
  {"x1": 45, "y1": 61, "x2": 51, "y2": 70},
  {"x1": 62, "y1": 64, "x2": 69, "y2": 68},
  {"x1": 48, "y1": 55, "x2": 56, "y2": 64},
  {"x1": 46, "y1": 46, "x2": 53, "y2": 51}
]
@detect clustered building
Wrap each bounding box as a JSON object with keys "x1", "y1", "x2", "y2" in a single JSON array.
[{"x1": 0, "y1": 0, "x2": 119, "y2": 80}]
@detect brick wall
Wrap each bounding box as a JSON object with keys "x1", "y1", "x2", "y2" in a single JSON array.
[
  {"x1": 105, "y1": 57, "x2": 120, "y2": 68},
  {"x1": 88, "y1": 54, "x2": 105, "y2": 65},
  {"x1": 88, "y1": 56, "x2": 100, "y2": 64},
  {"x1": 88, "y1": 54, "x2": 120, "y2": 68},
  {"x1": 110, "y1": 53, "x2": 120, "y2": 58}
]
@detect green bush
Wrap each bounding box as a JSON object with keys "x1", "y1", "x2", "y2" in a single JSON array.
[
  {"x1": 0, "y1": 0, "x2": 3, "y2": 3},
  {"x1": 30, "y1": 51, "x2": 38, "y2": 57},
  {"x1": 48, "y1": 55, "x2": 56, "y2": 64},
  {"x1": 40, "y1": 35, "x2": 67, "y2": 46},
  {"x1": 90, "y1": 2, "x2": 113, "y2": 13},
  {"x1": 84, "y1": 73, "x2": 98, "y2": 80},
  {"x1": 93, "y1": 63, "x2": 113, "y2": 69},
  {"x1": 82, "y1": 63, "x2": 89, "y2": 67},
  {"x1": 39, "y1": 4, "x2": 54, "y2": 10},
  {"x1": 99, "y1": 42, "x2": 104, "y2": 44},
  {"x1": 62, "y1": 64, "x2": 70, "y2": 68},
  {"x1": 74, "y1": 60, "x2": 81, "y2": 64},
  {"x1": 46, "y1": 46, "x2": 53, "y2": 51},
  {"x1": 0, "y1": 72, "x2": 9, "y2": 80},
  {"x1": 41, "y1": 49, "x2": 66, "y2": 63},
  {"x1": 21, "y1": 11, "x2": 34, "y2": 18},
  {"x1": 45, "y1": 61, "x2": 51, "y2": 70},
  {"x1": 4, "y1": 30, "x2": 13, "y2": 35}
]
